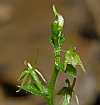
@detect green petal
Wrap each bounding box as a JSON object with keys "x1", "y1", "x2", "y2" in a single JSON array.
[
  {"x1": 64, "y1": 47, "x2": 85, "y2": 72},
  {"x1": 65, "y1": 64, "x2": 77, "y2": 78}
]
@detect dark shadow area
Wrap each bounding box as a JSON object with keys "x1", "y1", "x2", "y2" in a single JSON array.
[
  {"x1": 79, "y1": 24, "x2": 100, "y2": 41},
  {"x1": 92, "y1": 93, "x2": 100, "y2": 105},
  {"x1": 1, "y1": 82, "x2": 30, "y2": 98}
]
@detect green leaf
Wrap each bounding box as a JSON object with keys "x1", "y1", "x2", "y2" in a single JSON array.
[
  {"x1": 17, "y1": 62, "x2": 47, "y2": 96},
  {"x1": 64, "y1": 47, "x2": 85, "y2": 72},
  {"x1": 17, "y1": 70, "x2": 28, "y2": 81},
  {"x1": 17, "y1": 69, "x2": 32, "y2": 88},
  {"x1": 18, "y1": 82, "x2": 42, "y2": 96},
  {"x1": 65, "y1": 64, "x2": 77, "y2": 78}
]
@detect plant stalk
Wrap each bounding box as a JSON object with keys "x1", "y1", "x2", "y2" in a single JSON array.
[
  {"x1": 48, "y1": 66, "x2": 59, "y2": 105},
  {"x1": 48, "y1": 47, "x2": 61, "y2": 105}
]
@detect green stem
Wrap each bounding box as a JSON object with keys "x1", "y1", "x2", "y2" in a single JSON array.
[
  {"x1": 48, "y1": 66, "x2": 59, "y2": 105},
  {"x1": 48, "y1": 47, "x2": 61, "y2": 105}
]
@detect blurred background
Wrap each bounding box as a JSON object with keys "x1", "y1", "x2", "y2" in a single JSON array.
[{"x1": 0, "y1": 0, "x2": 100, "y2": 105}]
